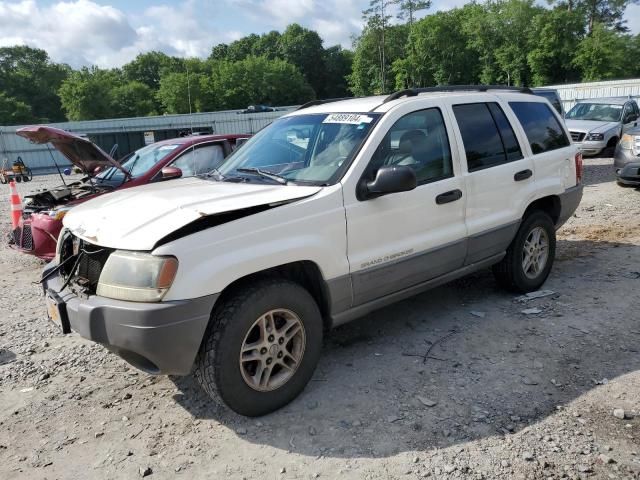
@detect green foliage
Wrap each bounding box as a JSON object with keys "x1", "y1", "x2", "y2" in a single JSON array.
[
  {"x1": 4, "y1": 7, "x2": 640, "y2": 125},
  {"x1": 211, "y1": 56, "x2": 315, "y2": 109},
  {"x1": 0, "y1": 93, "x2": 33, "y2": 125},
  {"x1": 0, "y1": 46, "x2": 69, "y2": 124},
  {"x1": 572, "y1": 22, "x2": 634, "y2": 80}
]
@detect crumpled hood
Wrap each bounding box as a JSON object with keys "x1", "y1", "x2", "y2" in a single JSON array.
[
  {"x1": 565, "y1": 119, "x2": 620, "y2": 135},
  {"x1": 63, "y1": 177, "x2": 321, "y2": 250},
  {"x1": 16, "y1": 126, "x2": 128, "y2": 178}
]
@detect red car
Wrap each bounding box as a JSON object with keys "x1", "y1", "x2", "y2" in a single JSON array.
[{"x1": 11, "y1": 126, "x2": 249, "y2": 260}]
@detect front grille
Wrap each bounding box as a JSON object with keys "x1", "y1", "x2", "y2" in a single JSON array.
[
  {"x1": 12, "y1": 225, "x2": 33, "y2": 251},
  {"x1": 570, "y1": 131, "x2": 586, "y2": 142},
  {"x1": 59, "y1": 232, "x2": 113, "y2": 294}
]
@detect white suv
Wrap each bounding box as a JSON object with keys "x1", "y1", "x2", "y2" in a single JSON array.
[{"x1": 42, "y1": 86, "x2": 583, "y2": 416}]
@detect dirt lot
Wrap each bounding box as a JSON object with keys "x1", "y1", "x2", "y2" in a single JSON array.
[{"x1": 0, "y1": 160, "x2": 639, "y2": 480}]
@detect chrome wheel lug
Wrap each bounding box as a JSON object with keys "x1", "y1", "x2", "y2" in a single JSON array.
[
  {"x1": 268, "y1": 335, "x2": 275, "y2": 342},
  {"x1": 278, "y1": 337, "x2": 284, "y2": 345},
  {"x1": 260, "y1": 347, "x2": 267, "y2": 355},
  {"x1": 266, "y1": 358, "x2": 273, "y2": 365},
  {"x1": 277, "y1": 351, "x2": 283, "y2": 358}
]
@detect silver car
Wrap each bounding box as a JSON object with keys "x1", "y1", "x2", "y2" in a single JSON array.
[{"x1": 565, "y1": 97, "x2": 639, "y2": 156}]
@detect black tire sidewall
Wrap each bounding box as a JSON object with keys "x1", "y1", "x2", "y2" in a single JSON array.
[
  {"x1": 510, "y1": 212, "x2": 556, "y2": 291},
  {"x1": 212, "y1": 281, "x2": 323, "y2": 416}
]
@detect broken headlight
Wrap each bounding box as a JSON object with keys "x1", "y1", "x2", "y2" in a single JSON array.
[{"x1": 96, "y1": 251, "x2": 178, "y2": 302}]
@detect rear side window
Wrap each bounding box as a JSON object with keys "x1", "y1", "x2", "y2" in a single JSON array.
[
  {"x1": 453, "y1": 103, "x2": 523, "y2": 172},
  {"x1": 509, "y1": 102, "x2": 570, "y2": 154}
]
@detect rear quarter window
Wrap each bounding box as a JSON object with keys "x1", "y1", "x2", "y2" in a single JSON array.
[{"x1": 509, "y1": 101, "x2": 570, "y2": 154}]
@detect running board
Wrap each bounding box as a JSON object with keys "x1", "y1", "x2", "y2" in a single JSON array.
[{"x1": 330, "y1": 253, "x2": 505, "y2": 327}]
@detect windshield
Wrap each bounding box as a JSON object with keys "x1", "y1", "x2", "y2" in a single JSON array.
[
  {"x1": 217, "y1": 113, "x2": 381, "y2": 185},
  {"x1": 96, "y1": 143, "x2": 181, "y2": 183},
  {"x1": 566, "y1": 103, "x2": 623, "y2": 122}
]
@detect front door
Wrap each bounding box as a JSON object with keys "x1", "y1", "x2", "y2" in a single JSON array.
[{"x1": 343, "y1": 103, "x2": 467, "y2": 306}]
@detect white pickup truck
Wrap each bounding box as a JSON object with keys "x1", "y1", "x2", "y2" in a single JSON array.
[{"x1": 42, "y1": 86, "x2": 583, "y2": 416}]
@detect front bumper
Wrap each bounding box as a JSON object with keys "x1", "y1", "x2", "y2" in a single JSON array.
[
  {"x1": 573, "y1": 140, "x2": 606, "y2": 156},
  {"x1": 613, "y1": 148, "x2": 640, "y2": 186},
  {"x1": 556, "y1": 184, "x2": 584, "y2": 228},
  {"x1": 10, "y1": 214, "x2": 62, "y2": 261},
  {"x1": 42, "y1": 264, "x2": 218, "y2": 375}
]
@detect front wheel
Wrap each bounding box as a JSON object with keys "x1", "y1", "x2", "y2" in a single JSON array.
[
  {"x1": 195, "y1": 278, "x2": 323, "y2": 416},
  {"x1": 492, "y1": 211, "x2": 556, "y2": 293}
]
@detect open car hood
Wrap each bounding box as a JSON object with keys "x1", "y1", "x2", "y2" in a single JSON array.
[
  {"x1": 63, "y1": 177, "x2": 322, "y2": 250},
  {"x1": 16, "y1": 126, "x2": 129, "y2": 178}
]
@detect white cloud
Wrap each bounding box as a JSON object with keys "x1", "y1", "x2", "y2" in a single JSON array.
[{"x1": 0, "y1": 0, "x2": 237, "y2": 67}]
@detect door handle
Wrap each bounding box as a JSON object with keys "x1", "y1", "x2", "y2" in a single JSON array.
[
  {"x1": 435, "y1": 189, "x2": 463, "y2": 205},
  {"x1": 514, "y1": 169, "x2": 533, "y2": 181}
]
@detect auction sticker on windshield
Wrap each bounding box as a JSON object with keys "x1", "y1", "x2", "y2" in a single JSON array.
[{"x1": 323, "y1": 114, "x2": 374, "y2": 125}]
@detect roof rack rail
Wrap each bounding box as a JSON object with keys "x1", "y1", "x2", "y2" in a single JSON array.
[
  {"x1": 382, "y1": 85, "x2": 532, "y2": 104},
  {"x1": 297, "y1": 97, "x2": 354, "y2": 110}
]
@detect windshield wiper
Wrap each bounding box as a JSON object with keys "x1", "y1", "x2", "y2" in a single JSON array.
[
  {"x1": 204, "y1": 168, "x2": 225, "y2": 181},
  {"x1": 236, "y1": 167, "x2": 288, "y2": 185}
]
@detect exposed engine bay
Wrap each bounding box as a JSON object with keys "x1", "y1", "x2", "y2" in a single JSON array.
[{"x1": 23, "y1": 180, "x2": 114, "y2": 214}]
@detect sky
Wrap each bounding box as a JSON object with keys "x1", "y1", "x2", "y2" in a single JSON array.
[{"x1": 0, "y1": 0, "x2": 639, "y2": 68}]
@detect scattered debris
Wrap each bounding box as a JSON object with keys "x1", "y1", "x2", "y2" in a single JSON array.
[
  {"x1": 516, "y1": 290, "x2": 555, "y2": 301},
  {"x1": 416, "y1": 396, "x2": 437, "y2": 407},
  {"x1": 521, "y1": 308, "x2": 542, "y2": 315},
  {"x1": 469, "y1": 311, "x2": 486, "y2": 318},
  {"x1": 139, "y1": 466, "x2": 152, "y2": 477}
]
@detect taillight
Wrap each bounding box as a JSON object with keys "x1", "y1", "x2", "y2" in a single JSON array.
[{"x1": 574, "y1": 152, "x2": 583, "y2": 184}]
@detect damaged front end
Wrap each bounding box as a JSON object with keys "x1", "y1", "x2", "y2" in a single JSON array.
[{"x1": 11, "y1": 181, "x2": 114, "y2": 259}]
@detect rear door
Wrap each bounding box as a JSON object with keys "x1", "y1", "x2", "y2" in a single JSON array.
[
  {"x1": 343, "y1": 101, "x2": 467, "y2": 306},
  {"x1": 447, "y1": 98, "x2": 535, "y2": 264}
]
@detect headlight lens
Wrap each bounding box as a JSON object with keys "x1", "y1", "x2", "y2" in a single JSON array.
[
  {"x1": 620, "y1": 134, "x2": 640, "y2": 154},
  {"x1": 48, "y1": 206, "x2": 73, "y2": 220},
  {"x1": 586, "y1": 133, "x2": 604, "y2": 141},
  {"x1": 97, "y1": 251, "x2": 178, "y2": 302}
]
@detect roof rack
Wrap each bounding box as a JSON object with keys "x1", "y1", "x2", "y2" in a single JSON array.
[
  {"x1": 297, "y1": 97, "x2": 354, "y2": 110},
  {"x1": 382, "y1": 85, "x2": 533, "y2": 104}
]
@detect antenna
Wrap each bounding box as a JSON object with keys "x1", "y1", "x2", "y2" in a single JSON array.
[{"x1": 186, "y1": 62, "x2": 194, "y2": 135}]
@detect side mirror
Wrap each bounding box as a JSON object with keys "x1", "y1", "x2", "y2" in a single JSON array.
[
  {"x1": 362, "y1": 165, "x2": 417, "y2": 199},
  {"x1": 161, "y1": 166, "x2": 182, "y2": 180}
]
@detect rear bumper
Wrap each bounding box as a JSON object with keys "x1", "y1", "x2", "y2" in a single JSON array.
[
  {"x1": 42, "y1": 264, "x2": 218, "y2": 375},
  {"x1": 556, "y1": 184, "x2": 584, "y2": 228}
]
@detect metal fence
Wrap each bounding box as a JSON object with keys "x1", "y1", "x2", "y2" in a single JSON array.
[
  {"x1": 544, "y1": 78, "x2": 640, "y2": 112},
  {"x1": 0, "y1": 108, "x2": 293, "y2": 175}
]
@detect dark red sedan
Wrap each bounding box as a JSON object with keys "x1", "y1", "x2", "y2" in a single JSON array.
[{"x1": 11, "y1": 126, "x2": 249, "y2": 260}]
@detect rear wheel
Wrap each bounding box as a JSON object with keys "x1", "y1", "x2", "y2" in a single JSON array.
[
  {"x1": 492, "y1": 211, "x2": 556, "y2": 293},
  {"x1": 195, "y1": 278, "x2": 323, "y2": 416}
]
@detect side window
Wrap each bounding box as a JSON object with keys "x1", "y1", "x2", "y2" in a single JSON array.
[
  {"x1": 508, "y1": 101, "x2": 570, "y2": 154},
  {"x1": 172, "y1": 144, "x2": 225, "y2": 176},
  {"x1": 452, "y1": 102, "x2": 522, "y2": 172},
  {"x1": 367, "y1": 108, "x2": 453, "y2": 185}
]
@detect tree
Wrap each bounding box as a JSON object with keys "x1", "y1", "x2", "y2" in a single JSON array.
[
  {"x1": 278, "y1": 24, "x2": 327, "y2": 96},
  {"x1": 58, "y1": 67, "x2": 120, "y2": 120},
  {"x1": 362, "y1": 0, "x2": 394, "y2": 92},
  {"x1": 0, "y1": 93, "x2": 33, "y2": 125},
  {"x1": 350, "y1": 23, "x2": 408, "y2": 95},
  {"x1": 393, "y1": 0, "x2": 430, "y2": 87},
  {"x1": 122, "y1": 51, "x2": 184, "y2": 90},
  {"x1": 210, "y1": 56, "x2": 314, "y2": 109},
  {"x1": 110, "y1": 81, "x2": 157, "y2": 118},
  {"x1": 323, "y1": 46, "x2": 354, "y2": 98},
  {"x1": 572, "y1": 22, "x2": 631, "y2": 80},
  {"x1": 0, "y1": 46, "x2": 69, "y2": 124},
  {"x1": 527, "y1": 8, "x2": 584, "y2": 85}
]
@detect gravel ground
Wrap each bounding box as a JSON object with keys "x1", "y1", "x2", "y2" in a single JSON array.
[{"x1": 0, "y1": 159, "x2": 639, "y2": 480}]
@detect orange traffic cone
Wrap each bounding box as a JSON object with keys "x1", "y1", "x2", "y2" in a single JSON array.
[{"x1": 9, "y1": 180, "x2": 23, "y2": 229}]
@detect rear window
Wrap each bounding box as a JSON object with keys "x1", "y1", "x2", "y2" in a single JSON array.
[
  {"x1": 452, "y1": 102, "x2": 523, "y2": 172},
  {"x1": 509, "y1": 102, "x2": 570, "y2": 154}
]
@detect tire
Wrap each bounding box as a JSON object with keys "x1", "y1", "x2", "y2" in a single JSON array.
[
  {"x1": 23, "y1": 168, "x2": 32, "y2": 182},
  {"x1": 195, "y1": 278, "x2": 323, "y2": 416},
  {"x1": 603, "y1": 137, "x2": 619, "y2": 157},
  {"x1": 492, "y1": 210, "x2": 556, "y2": 293},
  {"x1": 15, "y1": 175, "x2": 22, "y2": 183}
]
